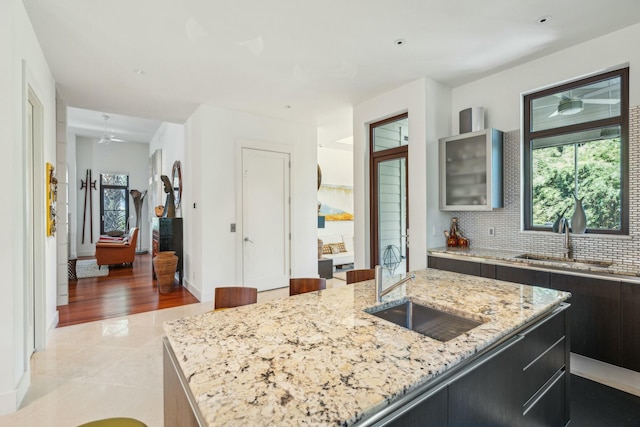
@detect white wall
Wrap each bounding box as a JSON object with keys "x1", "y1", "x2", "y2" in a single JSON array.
[
  {"x1": 184, "y1": 104, "x2": 317, "y2": 301},
  {"x1": 353, "y1": 77, "x2": 451, "y2": 271},
  {"x1": 67, "y1": 133, "x2": 77, "y2": 257},
  {"x1": 148, "y1": 122, "x2": 185, "y2": 250},
  {"x1": 0, "y1": 0, "x2": 57, "y2": 414},
  {"x1": 451, "y1": 23, "x2": 640, "y2": 135},
  {"x1": 75, "y1": 138, "x2": 151, "y2": 256},
  {"x1": 447, "y1": 22, "x2": 640, "y2": 272}
]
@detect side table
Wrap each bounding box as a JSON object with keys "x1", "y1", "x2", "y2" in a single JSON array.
[{"x1": 318, "y1": 258, "x2": 333, "y2": 279}]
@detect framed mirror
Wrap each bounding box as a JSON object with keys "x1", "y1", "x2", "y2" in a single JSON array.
[{"x1": 171, "y1": 160, "x2": 182, "y2": 210}]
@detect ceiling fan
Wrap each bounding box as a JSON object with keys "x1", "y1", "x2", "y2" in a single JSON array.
[
  {"x1": 548, "y1": 91, "x2": 620, "y2": 117},
  {"x1": 97, "y1": 114, "x2": 125, "y2": 144}
]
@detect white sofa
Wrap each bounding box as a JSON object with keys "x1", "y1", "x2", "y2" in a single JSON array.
[{"x1": 319, "y1": 234, "x2": 354, "y2": 268}]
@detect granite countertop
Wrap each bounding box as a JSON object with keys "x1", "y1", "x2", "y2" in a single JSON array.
[
  {"x1": 163, "y1": 269, "x2": 570, "y2": 426},
  {"x1": 428, "y1": 246, "x2": 640, "y2": 281}
]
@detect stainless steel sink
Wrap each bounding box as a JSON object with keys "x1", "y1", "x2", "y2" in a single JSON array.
[
  {"x1": 365, "y1": 300, "x2": 483, "y2": 341},
  {"x1": 514, "y1": 253, "x2": 613, "y2": 268}
]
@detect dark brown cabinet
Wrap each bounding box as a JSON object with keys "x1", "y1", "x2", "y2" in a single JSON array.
[
  {"x1": 387, "y1": 388, "x2": 448, "y2": 427},
  {"x1": 549, "y1": 272, "x2": 620, "y2": 366},
  {"x1": 152, "y1": 217, "x2": 184, "y2": 285},
  {"x1": 451, "y1": 306, "x2": 569, "y2": 427},
  {"x1": 496, "y1": 265, "x2": 549, "y2": 287},
  {"x1": 448, "y1": 336, "x2": 521, "y2": 427},
  {"x1": 428, "y1": 256, "x2": 495, "y2": 278},
  {"x1": 621, "y1": 282, "x2": 640, "y2": 372},
  {"x1": 429, "y1": 254, "x2": 640, "y2": 374},
  {"x1": 376, "y1": 305, "x2": 570, "y2": 427}
]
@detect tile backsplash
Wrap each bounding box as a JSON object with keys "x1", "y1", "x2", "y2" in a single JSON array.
[{"x1": 452, "y1": 106, "x2": 640, "y2": 275}]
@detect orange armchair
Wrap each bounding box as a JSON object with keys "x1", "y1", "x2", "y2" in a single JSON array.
[{"x1": 95, "y1": 227, "x2": 138, "y2": 268}]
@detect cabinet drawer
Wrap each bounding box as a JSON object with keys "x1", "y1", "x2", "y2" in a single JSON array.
[
  {"x1": 520, "y1": 307, "x2": 566, "y2": 369},
  {"x1": 521, "y1": 337, "x2": 565, "y2": 402},
  {"x1": 522, "y1": 370, "x2": 566, "y2": 427}
]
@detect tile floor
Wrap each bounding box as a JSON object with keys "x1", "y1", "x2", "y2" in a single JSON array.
[{"x1": 0, "y1": 279, "x2": 345, "y2": 427}]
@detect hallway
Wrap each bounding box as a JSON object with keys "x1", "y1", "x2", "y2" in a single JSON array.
[{"x1": 58, "y1": 253, "x2": 198, "y2": 327}]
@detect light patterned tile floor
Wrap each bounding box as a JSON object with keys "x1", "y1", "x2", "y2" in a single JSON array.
[{"x1": 0, "y1": 278, "x2": 345, "y2": 427}]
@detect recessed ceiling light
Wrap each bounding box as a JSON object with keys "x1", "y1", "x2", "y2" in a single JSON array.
[
  {"x1": 133, "y1": 68, "x2": 146, "y2": 76},
  {"x1": 284, "y1": 105, "x2": 292, "y2": 109},
  {"x1": 394, "y1": 38, "x2": 406, "y2": 46},
  {"x1": 537, "y1": 15, "x2": 552, "y2": 24}
]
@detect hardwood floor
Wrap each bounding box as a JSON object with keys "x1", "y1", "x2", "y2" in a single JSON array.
[{"x1": 57, "y1": 253, "x2": 199, "y2": 327}]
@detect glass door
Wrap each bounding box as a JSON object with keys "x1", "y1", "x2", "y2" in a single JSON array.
[{"x1": 370, "y1": 114, "x2": 409, "y2": 276}]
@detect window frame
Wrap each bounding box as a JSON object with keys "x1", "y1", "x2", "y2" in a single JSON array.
[
  {"x1": 523, "y1": 67, "x2": 629, "y2": 235},
  {"x1": 99, "y1": 173, "x2": 130, "y2": 235}
]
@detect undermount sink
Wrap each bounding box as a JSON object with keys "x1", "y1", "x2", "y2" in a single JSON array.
[
  {"x1": 514, "y1": 253, "x2": 613, "y2": 268},
  {"x1": 365, "y1": 300, "x2": 484, "y2": 341}
]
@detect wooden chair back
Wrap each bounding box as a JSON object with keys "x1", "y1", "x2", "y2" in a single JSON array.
[
  {"x1": 289, "y1": 278, "x2": 326, "y2": 296},
  {"x1": 214, "y1": 286, "x2": 258, "y2": 310},
  {"x1": 346, "y1": 269, "x2": 376, "y2": 284}
]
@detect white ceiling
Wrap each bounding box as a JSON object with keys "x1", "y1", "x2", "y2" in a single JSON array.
[
  {"x1": 23, "y1": 0, "x2": 640, "y2": 138},
  {"x1": 67, "y1": 107, "x2": 162, "y2": 144}
]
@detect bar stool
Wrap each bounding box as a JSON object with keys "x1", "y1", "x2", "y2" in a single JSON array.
[
  {"x1": 77, "y1": 418, "x2": 147, "y2": 427},
  {"x1": 214, "y1": 286, "x2": 258, "y2": 310},
  {"x1": 289, "y1": 278, "x2": 326, "y2": 296},
  {"x1": 346, "y1": 269, "x2": 376, "y2": 284}
]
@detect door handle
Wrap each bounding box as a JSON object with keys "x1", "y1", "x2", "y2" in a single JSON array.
[{"x1": 244, "y1": 237, "x2": 254, "y2": 243}]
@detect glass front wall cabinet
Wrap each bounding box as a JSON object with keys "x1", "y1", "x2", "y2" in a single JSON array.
[{"x1": 439, "y1": 128, "x2": 504, "y2": 211}]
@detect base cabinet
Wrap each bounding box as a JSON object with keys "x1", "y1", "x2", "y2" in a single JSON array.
[
  {"x1": 622, "y1": 283, "x2": 640, "y2": 371},
  {"x1": 427, "y1": 256, "x2": 482, "y2": 277},
  {"x1": 448, "y1": 337, "x2": 520, "y2": 427},
  {"x1": 386, "y1": 388, "x2": 448, "y2": 427},
  {"x1": 549, "y1": 273, "x2": 620, "y2": 366},
  {"x1": 429, "y1": 254, "x2": 640, "y2": 373},
  {"x1": 427, "y1": 256, "x2": 495, "y2": 278},
  {"x1": 371, "y1": 305, "x2": 570, "y2": 427},
  {"x1": 496, "y1": 265, "x2": 549, "y2": 287},
  {"x1": 164, "y1": 339, "x2": 202, "y2": 427}
]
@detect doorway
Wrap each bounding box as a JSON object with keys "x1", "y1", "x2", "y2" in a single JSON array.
[
  {"x1": 26, "y1": 85, "x2": 46, "y2": 354},
  {"x1": 241, "y1": 148, "x2": 291, "y2": 292},
  {"x1": 370, "y1": 114, "x2": 409, "y2": 276}
]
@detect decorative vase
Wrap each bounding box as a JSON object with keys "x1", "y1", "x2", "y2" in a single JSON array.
[
  {"x1": 155, "y1": 205, "x2": 165, "y2": 217},
  {"x1": 153, "y1": 251, "x2": 178, "y2": 293},
  {"x1": 571, "y1": 194, "x2": 587, "y2": 234}
]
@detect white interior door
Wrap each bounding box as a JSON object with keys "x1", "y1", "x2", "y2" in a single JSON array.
[{"x1": 242, "y1": 148, "x2": 290, "y2": 292}]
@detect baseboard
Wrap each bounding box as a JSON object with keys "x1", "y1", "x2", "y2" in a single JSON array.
[
  {"x1": 571, "y1": 353, "x2": 640, "y2": 397},
  {"x1": 56, "y1": 294, "x2": 68, "y2": 306},
  {"x1": 183, "y1": 279, "x2": 207, "y2": 302},
  {"x1": 0, "y1": 370, "x2": 29, "y2": 415},
  {"x1": 47, "y1": 311, "x2": 59, "y2": 346}
]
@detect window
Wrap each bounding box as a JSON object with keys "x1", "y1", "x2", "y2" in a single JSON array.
[
  {"x1": 523, "y1": 67, "x2": 628, "y2": 234},
  {"x1": 100, "y1": 173, "x2": 129, "y2": 235}
]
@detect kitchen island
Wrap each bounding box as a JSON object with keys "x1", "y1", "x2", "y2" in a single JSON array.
[{"x1": 163, "y1": 268, "x2": 571, "y2": 426}]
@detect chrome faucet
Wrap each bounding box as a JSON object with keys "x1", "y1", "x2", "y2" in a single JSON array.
[
  {"x1": 375, "y1": 265, "x2": 416, "y2": 302},
  {"x1": 558, "y1": 217, "x2": 572, "y2": 260}
]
